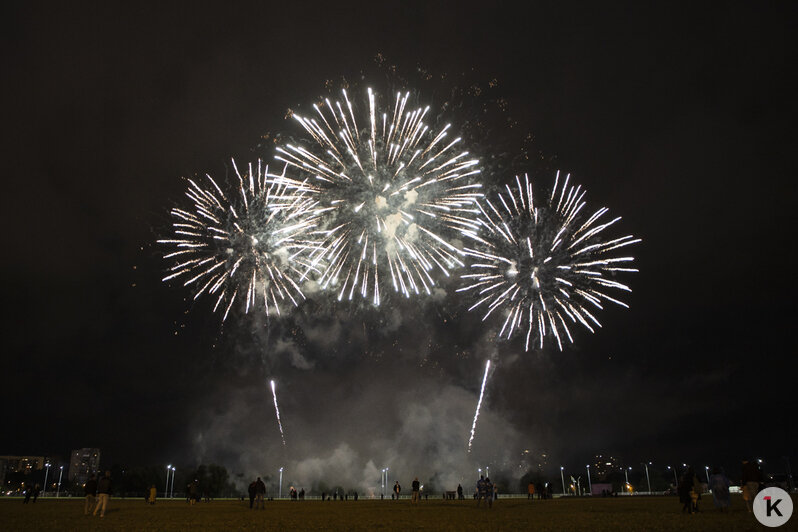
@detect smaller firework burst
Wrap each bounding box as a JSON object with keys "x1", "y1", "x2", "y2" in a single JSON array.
[
  {"x1": 458, "y1": 172, "x2": 640, "y2": 351},
  {"x1": 158, "y1": 159, "x2": 319, "y2": 321}
]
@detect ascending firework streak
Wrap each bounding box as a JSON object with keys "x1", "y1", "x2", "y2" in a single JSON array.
[
  {"x1": 458, "y1": 173, "x2": 640, "y2": 351},
  {"x1": 270, "y1": 88, "x2": 483, "y2": 305},
  {"x1": 270, "y1": 379, "x2": 286, "y2": 446},
  {"x1": 467, "y1": 359, "x2": 491, "y2": 453},
  {"x1": 158, "y1": 159, "x2": 319, "y2": 321}
]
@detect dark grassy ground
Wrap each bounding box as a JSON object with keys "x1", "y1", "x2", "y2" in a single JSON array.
[{"x1": 1, "y1": 495, "x2": 794, "y2": 531}]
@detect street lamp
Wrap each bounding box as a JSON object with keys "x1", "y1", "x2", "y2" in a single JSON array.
[
  {"x1": 644, "y1": 462, "x2": 651, "y2": 494},
  {"x1": 478, "y1": 467, "x2": 482, "y2": 479},
  {"x1": 705, "y1": 466, "x2": 710, "y2": 485},
  {"x1": 668, "y1": 466, "x2": 678, "y2": 487},
  {"x1": 486, "y1": 466, "x2": 490, "y2": 479},
  {"x1": 624, "y1": 467, "x2": 631, "y2": 493},
  {"x1": 56, "y1": 466, "x2": 63, "y2": 497},
  {"x1": 586, "y1": 465, "x2": 592, "y2": 496},
  {"x1": 279, "y1": 467, "x2": 284, "y2": 499},
  {"x1": 170, "y1": 467, "x2": 176, "y2": 498},
  {"x1": 165, "y1": 465, "x2": 171, "y2": 498},
  {"x1": 560, "y1": 466, "x2": 566, "y2": 496},
  {"x1": 43, "y1": 463, "x2": 51, "y2": 497}
]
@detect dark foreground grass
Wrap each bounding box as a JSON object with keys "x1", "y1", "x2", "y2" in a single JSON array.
[{"x1": 1, "y1": 495, "x2": 794, "y2": 531}]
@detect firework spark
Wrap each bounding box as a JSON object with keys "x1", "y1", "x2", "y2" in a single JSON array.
[
  {"x1": 458, "y1": 172, "x2": 640, "y2": 351},
  {"x1": 467, "y1": 359, "x2": 491, "y2": 453},
  {"x1": 270, "y1": 88, "x2": 483, "y2": 306},
  {"x1": 158, "y1": 159, "x2": 319, "y2": 321},
  {"x1": 270, "y1": 379, "x2": 286, "y2": 446}
]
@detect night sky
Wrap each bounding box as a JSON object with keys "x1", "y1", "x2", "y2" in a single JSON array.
[{"x1": 3, "y1": 2, "x2": 796, "y2": 487}]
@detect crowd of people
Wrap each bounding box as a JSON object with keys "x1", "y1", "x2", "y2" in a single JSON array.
[
  {"x1": 676, "y1": 459, "x2": 765, "y2": 515},
  {"x1": 16, "y1": 457, "x2": 778, "y2": 519}
]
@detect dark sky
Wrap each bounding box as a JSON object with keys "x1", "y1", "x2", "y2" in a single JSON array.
[{"x1": 2, "y1": 2, "x2": 796, "y2": 486}]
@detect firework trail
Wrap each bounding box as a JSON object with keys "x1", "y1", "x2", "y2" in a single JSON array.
[
  {"x1": 467, "y1": 359, "x2": 491, "y2": 453},
  {"x1": 270, "y1": 379, "x2": 287, "y2": 446},
  {"x1": 458, "y1": 172, "x2": 640, "y2": 351},
  {"x1": 158, "y1": 159, "x2": 319, "y2": 321},
  {"x1": 270, "y1": 88, "x2": 483, "y2": 306}
]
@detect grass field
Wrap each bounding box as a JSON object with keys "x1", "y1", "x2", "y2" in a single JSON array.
[{"x1": 1, "y1": 495, "x2": 795, "y2": 531}]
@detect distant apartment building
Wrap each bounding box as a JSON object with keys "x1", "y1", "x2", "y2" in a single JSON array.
[
  {"x1": 0, "y1": 456, "x2": 47, "y2": 487},
  {"x1": 68, "y1": 448, "x2": 100, "y2": 486},
  {"x1": 518, "y1": 449, "x2": 549, "y2": 473},
  {"x1": 592, "y1": 454, "x2": 621, "y2": 480},
  {"x1": 0, "y1": 455, "x2": 46, "y2": 474}
]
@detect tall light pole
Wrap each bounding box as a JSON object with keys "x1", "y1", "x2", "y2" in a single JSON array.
[
  {"x1": 279, "y1": 467, "x2": 284, "y2": 499},
  {"x1": 43, "y1": 463, "x2": 51, "y2": 496},
  {"x1": 170, "y1": 466, "x2": 176, "y2": 498},
  {"x1": 705, "y1": 466, "x2": 710, "y2": 486},
  {"x1": 624, "y1": 467, "x2": 630, "y2": 493},
  {"x1": 165, "y1": 465, "x2": 171, "y2": 498},
  {"x1": 560, "y1": 466, "x2": 566, "y2": 496},
  {"x1": 486, "y1": 466, "x2": 490, "y2": 479},
  {"x1": 381, "y1": 468, "x2": 385, "y2": 497},
  {"x1": 668, "y1": 466, "x2": 678, "y2": 487},
  {"x1": 586, "y1": 465, "x2": 592, "y2": 496},
  {"x1": 644, "y1": 462, "x2": 652, "y2": 494},
  {"x1": 56, "y1": 466, "x2": 64, "y2": 497},
  {"x1": 478, "y1": 467, "x2": 482, "y2": 479},
  {"x1": 385, "y1": 468, "x2": 389, "y2": 497}
]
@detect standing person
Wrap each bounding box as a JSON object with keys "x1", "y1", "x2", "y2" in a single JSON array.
[
  {"x1": 393, "y1": 481, "x2": 401, "y2": 500},
  {"x1": 476, "y1": 475, "x2": 487, "y2": 507},
  {"x1": 411, "y1": 478, "x2": 420, "y2": 504},
  {"x1": 188, "y1": 480, "x2": 198, "y2": 505},
  {"x1": 93, "y1": 471, "x2": 112, "y2": 518},
  {"x1": 248, "y1": 480, "x2": 256, "y2": 509},
  {"x1": 709, "y1": 467, "x2": 731, "y2": 512},
  {"x1": 254, "y1": 476, "x2": 266, "y2": 509},
  {"x1": 148, "y1": 485, "x2": 157, "y2": 505},
  {"x1": 23, "y1": 485, "x2": 34, "y2": 504},
  {"x1": 484, "y1": 478, "x2": 494, "y2": 508},
  {"x1": 527, "y1": 481, "x2": 535, "y2": 500},
  {"x1": 678, "y1": 467, "x2": 697, "y2": 514},
  {"x1": 457, "y1": 484, "x2": 464, "y2": 500},
  {"x1": 741, "y1": 459, "x2": 762, "y2": 513},
  {"x1": 84, "y1": 474, "x2": 98, "y2": 515},
  {"x1": 690, "y1": 477, "x2": 701, "y2": 513}
]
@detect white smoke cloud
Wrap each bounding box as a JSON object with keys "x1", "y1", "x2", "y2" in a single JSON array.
[{"x1": 189, "y1": 366, "x2": 528, "y2": 496}]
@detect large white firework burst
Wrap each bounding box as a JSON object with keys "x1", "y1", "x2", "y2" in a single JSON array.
[
  {"x1": 158, "y1": 159, "x2": 318, "y2": 321},
  {"x1": 458, "y1": 172, "x2": 640, "y2": 351},
  {"x1": 270, "y1": 88, "x2": 483, "y2": 306}
]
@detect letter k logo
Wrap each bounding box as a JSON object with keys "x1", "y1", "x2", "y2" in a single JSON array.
[{"x1": 766, "y1": 496, "x2": 783, "y2": 517}]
